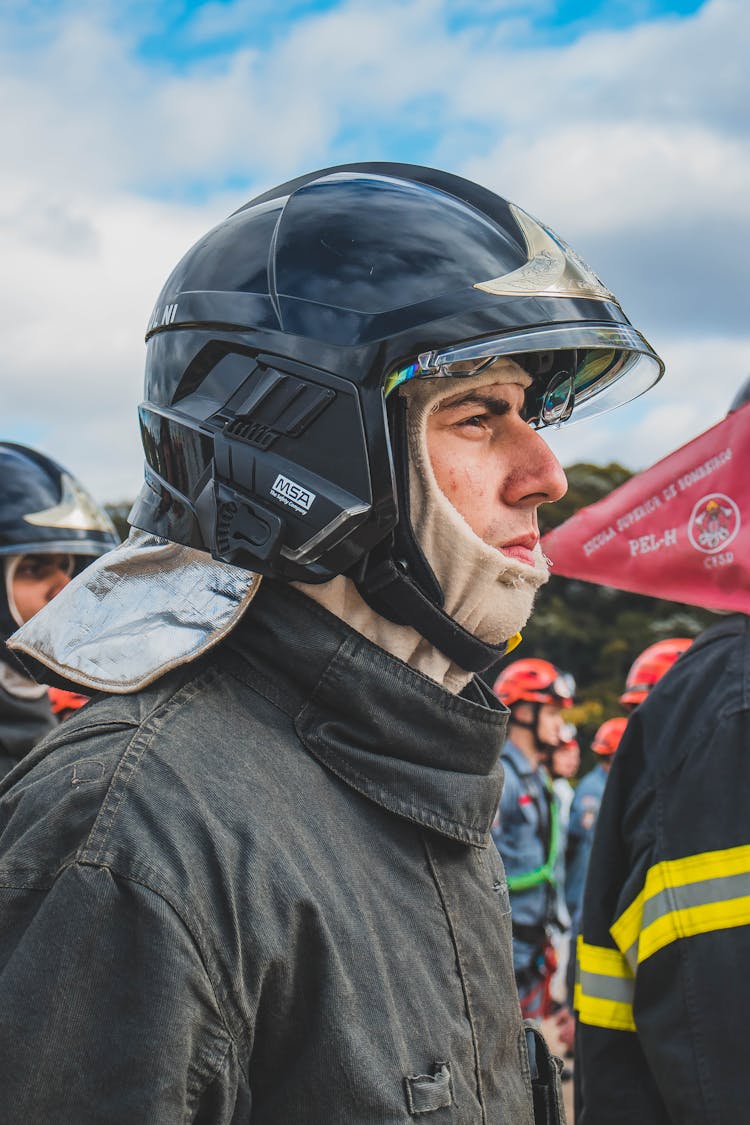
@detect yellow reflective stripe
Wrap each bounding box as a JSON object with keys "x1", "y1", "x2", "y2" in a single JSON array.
[
  {"x1": 654, "y1": 843, "x2": 750, "y2": 887},
  {"x1": 640, "y1": 894, "x2": 750, "y2": 963},
  {"x1": 578, "y1": 938, "x2": 632, "y2": 979},
  {"x1": 610, "y1": 886, "x2": 644, "y2": 963},
  {"x1": 611, "y1": 844, "x2": 750, "y2": 968},
  {"x1": 575, "y1": 991, "x2": 636, "y2": 1033},
  {"x1": 575, "y1": 937, "x2": 635, "y2": 1032}
]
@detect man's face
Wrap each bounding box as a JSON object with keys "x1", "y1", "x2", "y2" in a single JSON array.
[
  {"x1": 536, "y1": 702, "x2": 567, "y2": 748},
  {"x1": 425, "y1": 380, "x2": 567, "y2": 562},
  {"x1": 552, "y1": 741, "x2": 580, "y2": 779},
  {"x1": 11, "y1": 553, "x2": 73, "y2": 624}
]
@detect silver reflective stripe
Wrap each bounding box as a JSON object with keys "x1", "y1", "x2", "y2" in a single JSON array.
[
  {"x1": 578, "y1": 968, "x2": 634, "y2": 1006},
  {"x1": 623, "y1": 940, "x2": 638, "y2": 974},
  {"x1": 612, "y1": 846, "x2": 750, "y2": 970},
  {"x1": 641, "y1": 870, "x2": 750, "y2": 931},
  {"x1": 575, "y1": 938, "x2": 636, "y2": 1031}
]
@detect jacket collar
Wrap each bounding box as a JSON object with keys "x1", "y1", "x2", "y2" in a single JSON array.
[
  {"x1": 688, "y1": 613, "x2": 748, "y2": 652},
  {"x1": 224, "y1": 581, "x2": 509, "y2": 846}
]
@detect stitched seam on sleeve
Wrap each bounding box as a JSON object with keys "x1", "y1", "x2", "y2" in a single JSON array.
[
  {"x1": 79, "y1": 667, "x2": 223, "y2": 867},
  {"x1": 75, "y1": 858, "x2": 247, "y2": 1063}
]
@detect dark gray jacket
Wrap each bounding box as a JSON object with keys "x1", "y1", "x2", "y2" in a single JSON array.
[
  {"x1": 0, "y1": 663, "x2": 56, "y2": 779},
  {"x1": 0, "y1": 581, "x2": 539, "y2": 1123}
]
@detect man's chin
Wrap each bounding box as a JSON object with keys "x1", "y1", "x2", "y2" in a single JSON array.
[{"x1": 495, "y1": 542, "x2": 549, "y2": 588}]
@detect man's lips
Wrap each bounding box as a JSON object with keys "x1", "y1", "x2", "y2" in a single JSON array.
[{"x1": 498, "y1": 536, "x2": 539, "y2": 566}]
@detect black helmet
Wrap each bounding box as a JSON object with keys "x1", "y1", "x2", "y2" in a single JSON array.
[
  {"x1": 728, "y1": 376, "x2": 750, "y2": 414},
  {"x1": 0, "y1": 442, "x2": 119, "y2": 645},
  {"x1": 130, "y1": 163, "x2": 664, "y2": 670},
  {"x1": 0, "y1": 443, "x2": 118, "y2": 561}
]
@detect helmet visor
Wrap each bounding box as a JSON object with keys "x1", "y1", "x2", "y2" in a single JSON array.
[
  {"x1": 385, "y1": 323, "x2": 664, "y2": 428},
  {"x1": 552, "y1": 671, "x2": 576, "y2": 703}
]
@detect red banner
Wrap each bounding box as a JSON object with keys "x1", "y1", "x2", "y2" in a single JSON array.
[{"x1": 541, "y1": 403, "x2": 750, "y2": 612}]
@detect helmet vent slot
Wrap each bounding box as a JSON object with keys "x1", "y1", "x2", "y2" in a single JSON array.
[{"x1": 225, "y1": 368, "x2": 335, "y2": 449}]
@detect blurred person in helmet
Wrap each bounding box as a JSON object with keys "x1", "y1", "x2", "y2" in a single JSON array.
[
  {"x1": 549, "y1": 727, "x2": 581, "y2": 1011},
  {"x1": 619, "y1": 637, "x2": 693, "y2": 709},
  {"x1": 492, "y1": 657, "x2": 576, "y2": 1020},
  {"x1": 575, "y1": 379, "x2": 750, "y2": 1124},
  {"x1": 0, "y1": 164, "x2": 663, "y2": 1123},
  {"x1": 0, "y1": 443, "x2": 118, "y2": 778},
  {"x1": 551, "y1": 732, "x2": 581, "y2": 854},
  {"x1": 551, "y1": 726, "x2": 581, "y2": 828},
  {"x1": 565, "y1": 717, "x2": 627, "y2": 926}
]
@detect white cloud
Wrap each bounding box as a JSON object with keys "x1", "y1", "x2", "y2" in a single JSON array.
[
  {"x1": 0, "y1": 0, "x2": 748, "y2": 504},
  {"x1": 463, "y1": 121, "x2": 750, "y2": 237},
  {"x1": 2, "y1": 191, "x2": 228, "y2": 500}
]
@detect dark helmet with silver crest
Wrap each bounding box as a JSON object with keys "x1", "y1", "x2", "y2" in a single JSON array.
[
  {"x1": 130, "y1": 162, "x2": 664, "y2": 671},
  {"x1": 0, "y1": 442, "x2": 118, "y2": 646},
  {"x1": 0, "y1": 443, "x2": 118, "y2": 564}
]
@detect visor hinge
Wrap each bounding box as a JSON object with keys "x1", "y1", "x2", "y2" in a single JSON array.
[{"x1": 213, "y1": 482, "x2": 284, "y2": 568}]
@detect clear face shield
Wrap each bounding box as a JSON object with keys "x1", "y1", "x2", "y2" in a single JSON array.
[
  {"x1": 551, "y1": 671, "x2": 576, "y2": 705},
  {"x1": 384, "y1": 323, "x2": 664, "y2": 427}
]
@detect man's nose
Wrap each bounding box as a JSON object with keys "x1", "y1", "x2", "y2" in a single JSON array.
[
  {"x1": 510, "y1": 423, "x2": 568, "y2": 506},
  {"x1": 47, "y1": 570, "x2": 72, "y2": 602}
]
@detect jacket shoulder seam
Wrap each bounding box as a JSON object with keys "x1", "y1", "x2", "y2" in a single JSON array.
[
  {"x1": 79, "y1": 666, "x2": 224, "y2": 868},
  {"x1": 74, "y1": 856, "x2": 248, "y2": 1059}
]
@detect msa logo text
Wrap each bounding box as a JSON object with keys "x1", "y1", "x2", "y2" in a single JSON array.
[{"x1": 270, "y1": 473, "x2": 316, "y2": 514}]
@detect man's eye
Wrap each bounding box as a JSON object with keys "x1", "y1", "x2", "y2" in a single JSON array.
[
  {"x1": 16, "y1": 561, "x2": 43, "y2": 580},
  {"x1": 16, "y1": 556, "x2": 65, "y2": 581}
]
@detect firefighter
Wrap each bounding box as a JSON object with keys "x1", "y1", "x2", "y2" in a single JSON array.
[
  {"x1": 0, "y1": 164, "x2": 663, "y2": 1122},
  {"x1": 0, "y1": 443, "x2": 118, "y2": 777},
  {"x1": 492, "y1": 657, "x2": 576, "y2": 1020},
  {"x1": 575, "y1": 384, "x2": 750, "y2": 1123}
]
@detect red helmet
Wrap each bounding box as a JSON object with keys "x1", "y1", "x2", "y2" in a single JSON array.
[
  {"x1": 620, "y1": 638, "x2": 692, "y2": 705},
  {"x1": 493, "y1": 658, "x2": 575, "y2": 709},
  {"x1": 591, "y1": 717, "x2": 627, "y2": 756}
]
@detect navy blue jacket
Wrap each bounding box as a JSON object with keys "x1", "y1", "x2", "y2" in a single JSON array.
[{"x1": 576, "y1": 615, "x2": 750, "y2": 1124}]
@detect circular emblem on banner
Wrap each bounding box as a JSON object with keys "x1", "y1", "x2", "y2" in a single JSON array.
[{"x1": 688, "y1": 493, "x2": 741, "y2": 554}]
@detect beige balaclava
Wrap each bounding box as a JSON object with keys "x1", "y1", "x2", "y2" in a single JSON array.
[
  {"x1": 298, "y1": 358, "x2": 550, "y2": 693},
  {"x1": 1, "y1": 555, "x2": 50, "y2": 699},
  {"x1": 3, "y1": 556, "x2": 26, "y2": 630}
]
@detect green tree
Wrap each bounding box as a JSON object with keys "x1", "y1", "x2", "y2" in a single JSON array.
[{"x1": 104, "y1": 503, "x2": 132, "y2": 544}]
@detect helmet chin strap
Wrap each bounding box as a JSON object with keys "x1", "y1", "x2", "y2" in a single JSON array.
[
  {"x1": 510, "y1": 703, "x2": 559, "y2": 756},
  {"x1": 353, "y1": 545, "x2": 514, "y2": 673},
  {"x1": 352, "y1": 394, "x2": 513, "y2": 674}
]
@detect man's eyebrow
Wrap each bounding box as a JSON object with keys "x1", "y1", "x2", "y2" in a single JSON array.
[{"x1": 436, "y1": 391, "x2": 513, "y2": 416}]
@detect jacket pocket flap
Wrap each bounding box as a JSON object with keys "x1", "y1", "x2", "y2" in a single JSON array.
[{"x1": 404, "y1": 1061, "x2": 452, "y2": 1115}]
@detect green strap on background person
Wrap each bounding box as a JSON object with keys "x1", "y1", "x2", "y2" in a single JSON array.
[{"x1": 506, "y1": 778, "x2": 560, "y2": 892}]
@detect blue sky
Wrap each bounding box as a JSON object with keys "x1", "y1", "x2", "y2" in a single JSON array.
[
  {"x1": 0, "y1": 0, "x2": 747, "y2": 500},
  {"x1": 126, "y1": 0, "x2": 711, "y2": 60}
]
